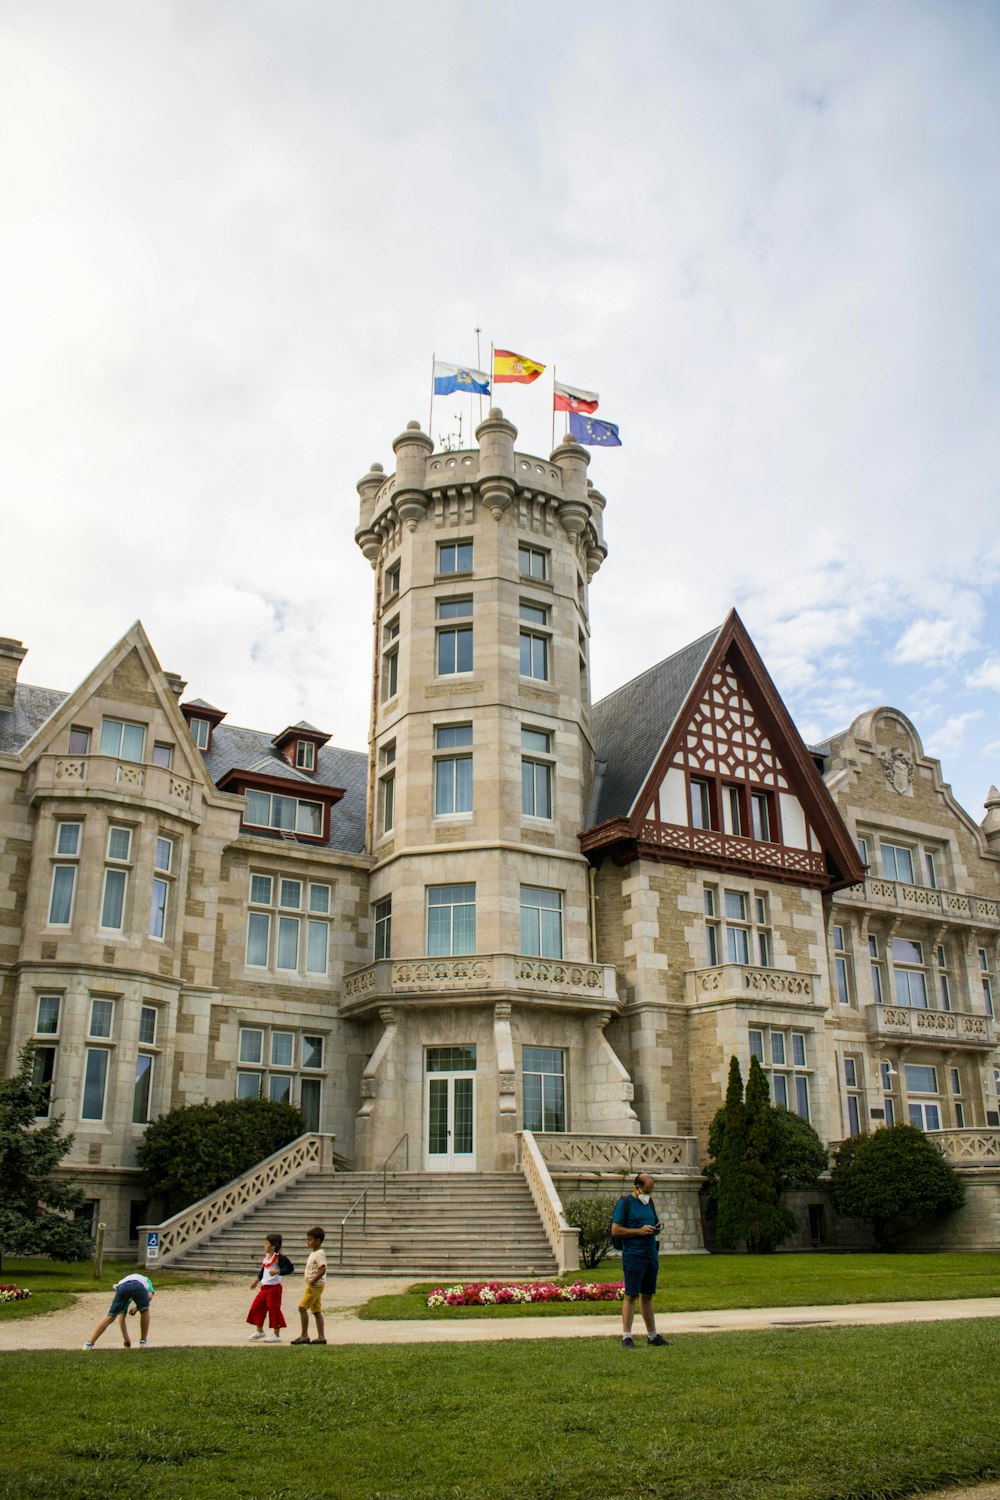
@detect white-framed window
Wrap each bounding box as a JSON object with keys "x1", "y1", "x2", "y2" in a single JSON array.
[
  {"x1": 31, "y1": 1043, "x2": 57, "y2": 1117},
  {"x1": 518, "y1": 544, "x2": 549, "y2": 581},
  {"x1": 881, "y1": 1060, "x2": 898, "y2": 1126},
  {"x1": 373, "y1": 896, "x2": 392, "y2": 960},
  {"x1": 521, "y1": 728, "x2": 554, "y2": 819},
  {"x1": 133, "y1": 1005, "x2": 159, "y2": 1125},
  {"x1": 427, "y1": 884, "x2": 476, "y2": 957},
  {"x1": 437, "y1": 598, "x2": 474, "y2": 675},
  {"x1": 704, "y1": 884, "x2": 772, "y2": 968},
  {"x1": 437, "y1": 539, "x2": 473, "y2": 575},
  {"x1": 149, "y1": 835, "x2": 174, "y2": 940},
  {"x1": 949, "y1": 1066, "x2": 965, "y2": 1128},
  {"x1": 189, "y1": 717, "x2": 210, "y2": 750},
  {"x1": 381, "y1": 637, "x2": 399, "y2": 701},
  {"x1": 832, "y1": 924, "x2": 853, "y2": 1005},
  {"x1": 750, "y1": 791, "x2": 774, "y2": 843},
  {"x1": 891, "y1": 937, "x2": 928, "y2": 1008},
  {"x1": 690, "y1": 778, "x2": 712, "y2": 830},
  {"x1": 870, "y1": 934, "x2": 885, "y2": 1003},
  {"x1": 244, "y1": 790, "x2": 323, "y2": 838},
  {"x1": 100, "y1": 717, "x2": 145, "y2": 762},
  {"x1": 82, "y1": 1049, "x2": 110, "y2": 1121},
  {"x1": 978, "y1": 948, "x2": 995, "y2": 1018},
  {"x1": 881, "y1": 842, "x2": 915, "y2": 884},
  {"x1": 522, "y1": 1046, "x2": 566, "y2": 1131},
  {"x1": 924, "y1": 850, "x2": 938, "y2": 888},
  {"x1": 89, "y1": 997, "x2": 115, "y2": 1038},
  {"x1": 236, "y1": 1026, "x2": 326, "y2": 1129},
  {"x1": 378, "y1": 741, "x2": 395, "y2": 836},
  {"x1": 748, "y1": 1026, "x2": 811, "y2": 1119},
  {"x1": 936, "y1": 944, "x2": 952, "y2": 1011},
  {"x1": 722, "y1": 784, "x2": 743, "y2": 836},
  {"x1": 68, "y1": 725, "x2": 91, "y2": 755},
  {"x1": 246, "y1": 874, "x2": 331, "y2": 976},
  {"x1": 295, "y1": 740, "x2": 316, "y2": 772},
  {"x1": 152, "y1": 741, "x2": 173, "y2": 768},
  {"x1": 843, "y1": 1056, "x2": 862, "y2": 1135},
  {"x1": 100, "y1": 825, "x2": 133, "y2": 931},
  {"x1": 519, "y1": 602, "x2": 550, "y2": 680},
  {"x1": 857, "y1": 834, "x2": 870, "y2": 868},
  {"x1": 48, "y1": 820, "x2": 81, "y2": 925},
  {"x1": 704, "y1": 887, "x2": 719, "y2": 964},
  {"x1": 36, "y1": 993, "x2": 62, "y2": 1035},
  {"x1": 385, "y1": 561, "x2": 400, "y2": 597},
  {"x1": 434, "y1": 724, "x2": 473, "y2": 815},
  {"x1": 520, "y1": 886, "x2": 563, "y2": 959},
  {"x1": 905, "y1": 1063, "x2": 941, "y2": 1131}
]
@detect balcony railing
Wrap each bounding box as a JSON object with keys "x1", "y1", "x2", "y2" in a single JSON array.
[
  {"x1": 836, "y1": 877, "x2": 1000, "y2": 928},
  {"x1": 525, "y1": 1131, "x2": 699, "y2": 1176},
  {"x1": 865, "y1": 1003, "x2": 995, "y2": 1049},
  {"x1": 686, "y1": 963, "x2": 823, "y2": 1007},
  {"x1": 29, "y1": 753, "x2": 200, "y2": 819},
  {"x1": 930, "y1": 1128, "x2": 1000, "y2": 1167},
  {"x1": 635, "y1": 820, "x2": 827, "y2": 880},
  {"x1": 342, "y1": 953, "x2": 620, "y2": 1011}
]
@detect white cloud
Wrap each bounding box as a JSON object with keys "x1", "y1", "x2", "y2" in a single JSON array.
[{"x1": 968, "y1": 659, "x2": 1000, "y2": 693}]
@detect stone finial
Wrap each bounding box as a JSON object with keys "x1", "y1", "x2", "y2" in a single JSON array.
[
  {"x1": 392, "y1": 422, "x2": 433, "y2": 530},
  {"x1": 0, "y1": 638, "x2": 27, "y2": 711},
  {"x1": 550, "y1": 434, "x2": 592, "y2": 537},
  {"x1": 163, "y1": 672, "x2": 187, "y2": 699},
  {"x1": 982, "y1": 785, "x2": 1000, "y2": 849},
  {"x1": 476, "y1": 407, "x2": 517, "y2": 518}
]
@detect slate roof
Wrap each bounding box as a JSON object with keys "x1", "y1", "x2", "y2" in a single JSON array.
[
  {"x1": 0, "y1": 684, "x2": 367, "y2": 856},
  {"x1": 586, "y1": 625, "x2": 721, "y2": 828},
  {"x1": 0, "y1": 684, "x2": 69, "y2": 754}
]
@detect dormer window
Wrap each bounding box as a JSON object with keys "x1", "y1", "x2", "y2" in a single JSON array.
[
  {"x1": 180, "y1": 699, "x2": 226, "y2": 753},
  {"x1": 190, "y1": 717, "x2": 210, "y2": 751},
  {"x1": 295, "y1": 740, "x2": 316, "y2": 773}
]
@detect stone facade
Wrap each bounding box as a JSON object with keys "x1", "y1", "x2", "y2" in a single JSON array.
[{"x1": 2, "y1": 411, "x2": 999, "y2": 1254}]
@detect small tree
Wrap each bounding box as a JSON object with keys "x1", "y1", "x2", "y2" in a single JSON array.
[
  {"x1": 137, "y1": 1097, "x2": 306, "y2": 1215},
  {"x1": 0, "y1": 1044, "x2": 93, "y2": 1264},
  {"x1": 830, "y1": 1124, "x2": 965, "y2": 1250},
  {"x1": 710, "y1": 1055, "x2": 749, "y2": 1249},
  {"x1": 563, "y1": 1195, "x2": 619, "y2": 1269},
  {"x1": 771, "y1": 1106, "x2": 828, "y2": 1193},
  {"x1": 740, "y1": 1058, "x2": 798, "y2": 1253}
]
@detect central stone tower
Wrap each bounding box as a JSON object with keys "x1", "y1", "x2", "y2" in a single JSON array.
[{"x1": 348, "y1": 409, "x2": 637, "y2": 1170}]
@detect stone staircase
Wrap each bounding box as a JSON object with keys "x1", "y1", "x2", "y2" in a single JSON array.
[{"x1": 169, "y1": 1171, "x2": 558, "y2": 1278}]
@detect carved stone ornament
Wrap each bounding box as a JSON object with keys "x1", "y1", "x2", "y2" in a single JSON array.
[
  {"x1": 498, "y1": 1072, "x2": 516, "y2": 1094},
  {"x1": 360, "y1": 1077, "x2": 377, "y2": 1098},
  {"x1": 877, "y1": 747, "x2": 915, "y2": 795}
]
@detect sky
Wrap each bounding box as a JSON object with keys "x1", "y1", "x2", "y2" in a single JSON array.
[{"x1": 2, "y1": 0, "x2": 998, "y2": 820}]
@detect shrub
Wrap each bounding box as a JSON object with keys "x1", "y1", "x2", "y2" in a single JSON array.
[
  {"x1": 137, "y1": 1097, "x2": 306, "y2": 1215},
  {"x1": 563, "y1": 1195, "x2": 620, "y2": 1269},
  {"x1": 830, "y1": 1124, "x2": 966, "y2": 1250},
  {"x1": 0, "y1": 1044, "x2": 93, "y2": 1265}
]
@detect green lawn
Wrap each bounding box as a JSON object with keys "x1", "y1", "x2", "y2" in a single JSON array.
[
  {"x1": 0, "y1": 1259, "x2": 208, "y2": 1323},
  {"x1": 1, "y1": 1321, "x2": 999, "y2": 1499},
  {"x1": 358, "y1": 1250, "x2": 1000, "y2": 1319}
]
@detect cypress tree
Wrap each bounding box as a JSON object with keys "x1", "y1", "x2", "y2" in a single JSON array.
[
  {"x1": 741, "y1": 1057, "x2": 797, "y2": 1252},
  {"x1": 712, "y1": 1056, "x2": 748, "y2": 1248}
]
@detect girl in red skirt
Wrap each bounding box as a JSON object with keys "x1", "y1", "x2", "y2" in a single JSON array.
[{"x1": 246, "y1": 1233, "x2": 288, "y2": 1342}]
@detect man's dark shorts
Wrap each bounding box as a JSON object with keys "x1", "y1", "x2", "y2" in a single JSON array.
[
  {"x1": 622, "y1": 1257, "x2": 658, "y2": 1298},
  {"x1": 107, "y1": 1281, "x2": 151, "y2": 1317}
]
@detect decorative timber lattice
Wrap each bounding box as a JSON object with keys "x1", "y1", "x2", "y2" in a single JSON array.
[
  {"x1": 638, "y1": 821, "x2": 826, "y2": 878},
  {"x1": 672, "y1": 658, "x2": 789, "y2": 790}
]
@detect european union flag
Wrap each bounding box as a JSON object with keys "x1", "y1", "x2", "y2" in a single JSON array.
[
  {"x1": 568, "y1": 412, "x2": 621, "y2": 447},
  {"x1": 433, "y1": 360, "x2": 491, "y2": 396}
]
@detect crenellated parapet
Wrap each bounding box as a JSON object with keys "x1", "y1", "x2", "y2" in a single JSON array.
[{"x1": 354, "y1": 408, "x2": 608, "y2": 578}]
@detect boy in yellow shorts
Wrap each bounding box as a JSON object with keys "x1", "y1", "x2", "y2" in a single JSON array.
[{"x1": 291, "y1": 1226, "x2": 326, "y2": 1344}]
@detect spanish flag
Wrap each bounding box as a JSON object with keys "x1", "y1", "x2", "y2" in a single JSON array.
[{"x1": 493, "y1": 348, "x2": 546, "y2": 385}]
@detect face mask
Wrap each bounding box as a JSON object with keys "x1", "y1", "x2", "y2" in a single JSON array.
[{"x1": 637, "y1": 1193, "x2": 651, "y2": 1205}]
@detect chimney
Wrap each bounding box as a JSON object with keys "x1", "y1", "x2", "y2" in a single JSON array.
[
  {"x1": 0, "y1": 638, "x2": 27, "y2": 711},
  {"x1": 163, "y1": 671, "x2": 188, "y2": 699}
]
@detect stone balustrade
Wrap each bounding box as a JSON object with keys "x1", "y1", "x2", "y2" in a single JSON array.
[
  {"x1": 930, "y1": 1128, "x2": 1000, "y2": 1166},
  {"x1": 528, "y1": 1131, "x2": 699, "y2": 1176},
  {"x1": 836, "y1": 877, "x2": 1000, "y2": 928},
  {"x1": 515, "y1": 1130, "x2": 580, "y2": 1273},
  {"x1": 29, "y1": 753, "x2": 200, "y2": 820},
  {"x1": 342, "y1": 953, "x2": 620, "y2": 1013},
  {"x1": 686, "y1": 963, "x2": 823, "y2": 1008},
  {"x1": 865, "y1": 1003, "x2": 995, "y2": 1049}
]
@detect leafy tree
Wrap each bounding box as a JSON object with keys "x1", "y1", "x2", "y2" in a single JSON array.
[
  {"x1": 0, "y1": 1044, "x2": 92, "y2": 1264},
  {"x1": 830, "y1": 1124, "x2": 965, "y2": 1251},
  {"x1": 563, "y1": 1195, "x2": 619, "y2": 1269},
  {"x1": 706, "y1": 1058, "x2": 824, "y2": 1253},
  {"x1": 137, "y1": 1097, "x2": 306, "y2": 1215}
]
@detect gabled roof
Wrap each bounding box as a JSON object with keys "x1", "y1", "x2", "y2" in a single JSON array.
[
  {"x1": 584, "y1": 609, "x2": 866, "y2": 891},
  {"x1": 587, "y1": 625, "x2": 721, "y2": 827}
]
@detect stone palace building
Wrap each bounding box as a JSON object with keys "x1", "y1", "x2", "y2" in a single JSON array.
[{"x1": 2, "y1": 408, "x2": 999, "y2": 1256}]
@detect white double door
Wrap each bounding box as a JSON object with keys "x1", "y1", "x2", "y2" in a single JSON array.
[{"x1": 425, "y1": 1068, "x2": 476, "y2": 1171}]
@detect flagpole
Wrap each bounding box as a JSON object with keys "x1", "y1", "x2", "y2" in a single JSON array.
[
  {"x1": 475, "y1": 327, "x2": 483, "y2": 428},
  {"x1": 551, "y1": 364, "x2": 556, "y2": 452},
  {"x1": 428, "y1": 351, "x2": 435, "y2": 446},
  {"x1": 490, "y1": 342, "x2": 494, "y2": 414}
]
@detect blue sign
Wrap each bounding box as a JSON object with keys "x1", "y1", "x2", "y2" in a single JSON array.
[{"x1": 146, "y1": 1231, "x2": 159, "y2": 1260}]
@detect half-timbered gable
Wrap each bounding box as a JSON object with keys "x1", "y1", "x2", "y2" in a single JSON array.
[{"x1": 583, "y1": 609, "x2": 865, "y2": 892}]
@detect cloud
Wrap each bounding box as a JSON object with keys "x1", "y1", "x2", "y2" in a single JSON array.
[
  {"x1": 923, "y1": 711, "x2": 983, "y2": 759},
  {"x1": 968, "y1": 658, "x2": 1000, "y2": 693}
]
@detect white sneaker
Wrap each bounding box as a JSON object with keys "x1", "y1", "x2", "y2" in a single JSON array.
[
  {"x1": 264, "y1": 1332, "x2": 281, "y2": 1343},
  {"x1": 247, "y1": 1330, "x2": 265, "y2": 1340},
  {"x1": 82, "y1": 1342, "x2": 93, "y2": 1350}
]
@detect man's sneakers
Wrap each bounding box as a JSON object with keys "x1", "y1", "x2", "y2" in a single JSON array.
[
  {"x1": 264, "y1": 1332, "x2": 281, "y2": 1343},
  {"x1": 647, "y1": 1333, "x2": 670, "y2": 1346},
  {"x1": 247, "y1": 1329, "x2": 265, "y2": 1340},
  {"x1": 82, "y1": 1341, "x2": 93, "y2": 1350},
  {"x1": 621, "y1": 1335, "x2": 635, "y2": 1349}
]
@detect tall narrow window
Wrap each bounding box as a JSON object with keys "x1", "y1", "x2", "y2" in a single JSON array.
[
  {"x1": 724, "y1": 890, "x2": 750, "y2": 963},
  {"x1": 437, "y1": 599, "x2": 473, "y2": 675},
  {"x1": 832, "y1": 925, "x2": 853, "y2": 1005},
  {"x1": 936, "y1": 944, "x2": 952, "y2": 1010},
  {"x1": 101, "y1": 825, "x2": 132, "y2": 931},
  {"x1": 520, "y1": 887, "x2": 563, "y2": 959},
  {"x1": 295, "y1": 740, "x2": 316, "y2": 772},
  {"x1": 374, "y1": 897, "x2": 392, "y2": 960},
  {"x1": 750, "y1": 791, "x2": 772, "y2": 842},
  {"x1": 82, "y1": 1049, "x2": 109, "y2": 1121},
  {"x1": 521, "y1": 728, "x2": 553, "y2": 818},
  {"x1": 722, "y1": 786, "x2": 742, "y2": 835},
  {"x1": 870, "y1": 935, "x2": 885, "y2": 1003},
  {"x1": 379, "y1": 741, "x2": 396, "y2": 835},
  {"x1": 704, "y1": 886, "x2": 720, "y2": 964},
  {"x1": 427, "y1": 884, "x2": 476, "y2": 957},
  {"x1": 150, "y1": 836, "x2": 173, "y2": 940},
  {"x1": 690, "y1": 778, "x2": 712, "y2": 830},
  {"x1": 519, "y1": 603, "x2": 549, "y2": 680},
  {"x1": 434, "y1": 724, "x2": 473, "y2": 814},
  {"x1": 979, "y1": 949, "x2": 995, "y2": 1018}
]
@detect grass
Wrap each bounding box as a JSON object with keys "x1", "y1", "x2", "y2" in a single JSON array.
[
  {"x1": 0, "y1": 1258, "x2": 208, "y2": 1323},
  {"x1": 1, "y1": 1320, "x2": 999, "y2": 1499},
  {"x1": 357, "y1": 1250, "x2": 1000, "y2": 1320}
]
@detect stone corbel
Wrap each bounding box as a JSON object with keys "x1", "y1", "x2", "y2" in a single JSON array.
[{"x1": 494, "y1": 1000, "x2": 517, "y2": 1115}]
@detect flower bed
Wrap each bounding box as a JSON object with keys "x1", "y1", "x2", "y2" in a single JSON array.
[
  {"x1": 427, "y1": 1280, "x2": 624, "y2": 1308},
  {"x1": 0, "y1": 1285, "x2": 31, "y2": 1304}
]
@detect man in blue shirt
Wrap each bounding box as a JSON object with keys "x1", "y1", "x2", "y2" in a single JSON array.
[{"x1": 611, "y1": 1172, "x2": 669, "y2": 1350}]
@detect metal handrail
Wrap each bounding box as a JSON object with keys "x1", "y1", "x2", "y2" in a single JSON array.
[{"x1": 339, "y1": 1133, "x2": 409, "y2": 1265}]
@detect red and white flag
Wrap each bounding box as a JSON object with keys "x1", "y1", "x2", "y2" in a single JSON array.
[{"x1": 553, "y1": 380, "x2": 599, "y2": 414}]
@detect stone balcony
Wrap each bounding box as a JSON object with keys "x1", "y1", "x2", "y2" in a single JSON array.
[
  {"x1": 930, "y1": 1128, "x2": 1000, "y2": 1167},
  {"x1": 29, "y1": 753, "x2": 201, "y2": 822},
  {"x1": 865, "y1": 1003, "x2": 995, "y2": 1049},
  {"x1": 836, "y1": 876, "x2": 1000, "y2": 929},
  {"x1": 341, "y1": 953, "x2": 620, "y2": 1017},
  {"x1": 527, "y1": 1131, "x2": 700, "y2": 1177},
  {"x1": 686, "y1": 963, "x2": 824, "y2": 1011}
]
